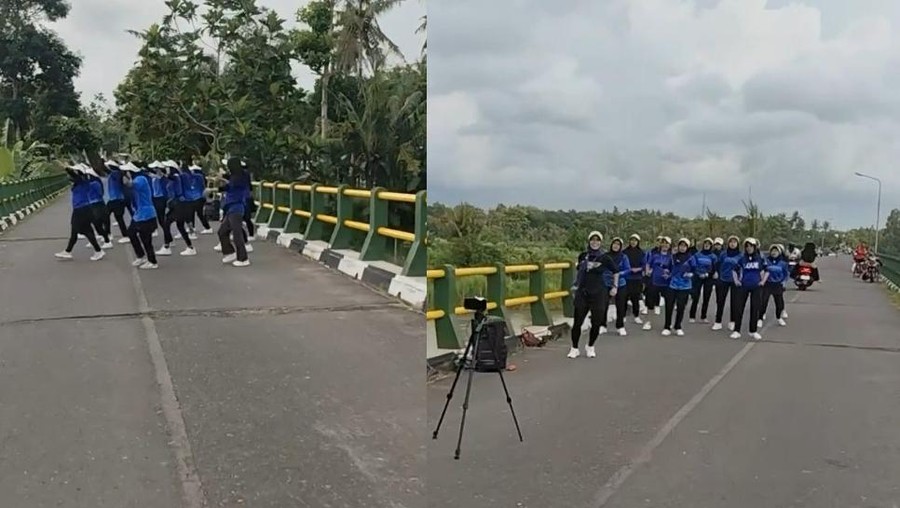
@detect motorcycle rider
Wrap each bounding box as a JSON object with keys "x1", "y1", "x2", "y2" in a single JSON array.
[
  {"x1": 853, "y1": 242, "x2": 868, "y2": 275},
  {"x1": 799, "y1": 242, "x2": 820, "y2": 282}
]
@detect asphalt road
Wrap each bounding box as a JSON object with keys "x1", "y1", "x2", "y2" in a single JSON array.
[
  {"x1": 427, "y1": 256, "x2": 900, "y2": 508},
  {"x1": 0, "y1": 198, "x2": 425, "y2": 508}
]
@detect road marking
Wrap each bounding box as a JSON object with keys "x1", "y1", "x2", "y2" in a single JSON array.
[
  {"x1": 592, "y1": 291, "x2": 801, "y2": 507},
  {"x1": 128, "y1": 258, "x2": 208, "y2": 508}
]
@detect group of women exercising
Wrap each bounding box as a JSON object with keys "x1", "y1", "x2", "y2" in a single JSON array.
[
  {"x1": 55, "y1": 157, "x2": 255, "y2": 268},
  {"x1": 569, "y1": 233, "x2": 792, "y2": 359}
]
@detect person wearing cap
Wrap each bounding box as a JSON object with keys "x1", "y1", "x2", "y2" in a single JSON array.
[
  {"x1": 163, "y1": 161, "x2": 197, "y2": 255},
  {"x1": 730, "y1": 237, "x2": 768, "y2": 340},
  {"x1": 216, "y1": 157, "x2": 251, "y2": 267},
  {"x1": 121, "y1": 162, "x2": 160, "y2": 269},
  {"x1": 568, "y1": 231, "x2": 615, "y2": 358},
  {"x1": 240, "y1": 160, "x2": 257, "y2": 241},
  {"x1": 711, "y1": 237, "x2": 724, "y2": 256},
  {"x1": 147, "y1": 162, "x2": 169, "y2": 233},
  {"x1": 623, "y1": 234, "x2": 646, "y2": 324},
  {"x1": 82, "y1": 164, "x2": 114, "y2": 249},
  {"x1": 55, "y1": 165, "x2": 106, "y2": 261},
  {"x1": 643, "y1": 236, "x2": 665, "y2": 315},
  {"x1": 186, "y1": 163, "x2": 213, "y2": 235},
  {"x1": 642, "y1": 236, "x2": 672, "y2": 331},
  {"x1": 688, "y1": 237, "x2": 717, "y2": 323},
  {"x1": 103, "y1": 159, "x2": 133, "y2": 244},
  {"x1": 759, "y1": 244, "x2": 789, "y2": 328},
  {"x1": 662, "y1": 238, "x2": 694, "y2": 336},
  {"x1": 713, "y1": 235, "x2": 742, "y2": 331},
  {"x1": 600, "y1": 237, "x2": 632, "y2": 336}
]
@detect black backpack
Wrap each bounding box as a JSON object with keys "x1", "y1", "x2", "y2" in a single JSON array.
[{"x1": 470, "y1": 316, "x2": 509, "y2": 372}]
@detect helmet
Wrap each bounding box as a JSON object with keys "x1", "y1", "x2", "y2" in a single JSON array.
[
  {"x1": 769, "y1": 244, "x2": 783, "y2": 254},
  {"x1": 611, "y1": 236, "x2": 624, "y2": 247},
  {"x1": 702, "y1": 237, "x2": 713, "y2": 247},
  {"x1": 587, "y1": 231, "x2": 603, "y2": 242},
  {"x1": 660, "y1": 236, "x2": 672, "y2": 245},
  {"x1": 713, "y1": 237, "x2": 724, "y2": 246},
  {"x1": 629, "y1": 234, "x2": 641, "y2": 242},
  {"x1": 744, "y1": 237, "x2": 759, "y2": 247},
  {"x1": 677, "y1": 237, "x2": 690, "y2": 247}
]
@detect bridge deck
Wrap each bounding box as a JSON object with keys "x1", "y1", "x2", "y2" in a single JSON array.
[
  {"x1": 0, "y1": 198, "x2": 424, "y2": 508},
  {"x1": 428, "y1": 257, "x2": 900, "y2": 508}
]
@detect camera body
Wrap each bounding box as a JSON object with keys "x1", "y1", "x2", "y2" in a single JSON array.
[{"x1": 463, "y1": 296, "x2": 487, "y2": 312}]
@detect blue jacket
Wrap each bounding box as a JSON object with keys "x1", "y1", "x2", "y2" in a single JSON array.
[
  {"x1": 107, "y1": 169, "x2": 125, "y2": 201},
  {"x1": 765, "y1": 255, "x2": 790, "y2": 285},
  {"x1": 177, "y1": 171, "x2": 194, "y2": 202},
  {"x1": 718, "y1": 248, "x2": 743, "y2": 283},
  {"x1": 71, "y1": 179, "x2": 92, "y2": 210},
  {"x1": 646, "y1": 250, "x2": 673, "y2": 288},
  {"x1": 735, "y1": 254, "x2": 767, "y2": 287},
  {"x1": 692, "y1": 250, "x2": 717, "y2": 280},
  {"x1": 131, "y1": 173, "x2": 157, "y2": 222},
  {"x1": 87, "y1": 178, "x2": 104, "y2": 205},
  {"x1": 602, "y1": 252, "x2": 630, "y2": 288},
  {"x1": 669, "y1": 252, "x2": 694, "y2": 291},
  {"x1": 221, "y1": 171, "x2": 250, "y2": 216},
  {"x1": 191, "y1": 172, "x2": 206, "y2": 199},
  {"x1": 168, "y1": 173, "x2": 185, "y2": 202},
  {"x1": 151, "y1": 175, "x2": 167, "y2": 199}
]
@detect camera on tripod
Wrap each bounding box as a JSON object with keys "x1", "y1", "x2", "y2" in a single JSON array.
[{"x1": 463, "y1": 296, "x2": 488, "y2": 313}]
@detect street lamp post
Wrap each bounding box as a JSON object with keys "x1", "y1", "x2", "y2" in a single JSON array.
[{"x1": 854, "y1": 172, "x2": 882, "y2": 254}]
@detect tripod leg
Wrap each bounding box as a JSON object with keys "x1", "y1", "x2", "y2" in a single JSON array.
[
  {"x1": 432, "y1": 333, "x2": 475, "y2": 440},
  {"x1": 454, "y1": 360, "x2": 477, "y2": 460},
  {"x1": 496, "y1": 369, "x2": 524, "y2": 442}
]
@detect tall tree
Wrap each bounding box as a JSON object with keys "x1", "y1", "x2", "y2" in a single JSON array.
[{"x1": 295, "y1": 0, "x2": 335, "y2": 139}]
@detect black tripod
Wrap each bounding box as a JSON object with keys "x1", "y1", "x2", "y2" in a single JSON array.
[{"x1": 432, "y1": 310, "x2": 523, "y2": 459}]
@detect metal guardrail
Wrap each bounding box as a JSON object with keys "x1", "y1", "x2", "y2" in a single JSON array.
[
  {"x1": 252, "y1": 181, "x2": 425, "y2": 277},
  {"x1": 881, "y1": 253, "x2": 900, "y2": 289},
  {"x1": 0, "y1": 174, "x2": 69, "y2": 219},
  {"x1": 427, "y1": 262, "x2": 575, "y2": 349}
]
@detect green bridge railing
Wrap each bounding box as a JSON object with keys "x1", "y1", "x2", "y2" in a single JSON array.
[
  {"x1": 427, "y1": 262, "x2": 575, "y2": 349},
  {"x1": 881, "y1": 253, "x2": 900, "y2": 288},
  {"x1": 252, "y1": 181, "x2": 426, "y2": 277},
  {"x1": 0, "y1": 174, "x2": 69, "y2": 221}
]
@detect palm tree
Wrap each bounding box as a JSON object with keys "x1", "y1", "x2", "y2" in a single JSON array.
[{"x1": 334, "y1": 0, "x2": 404, "y2": 77}]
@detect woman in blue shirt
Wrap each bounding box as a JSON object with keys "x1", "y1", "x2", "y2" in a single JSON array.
[
  {"x1": 759, "y1": 244, "x2": 789, "y2": 328},
  {"x1": 713, "y1": 236, "x2": 742, "y2": 331},
  {"x1": 663, "y1": 238, "x2": 694, "y2": 336},
  {"x1": 55, "y1": 165, "x2": 107, "y2": 261},
  {"x1": 122, "y1": 162, "x2": 159, "y2": 269},
  {"x1": 688, "y1": 237, "x2": 717, "y2": 323},
  {"x1": 601, "y1": 237, "x2": 631, "y2": 336},
  {"x1": 216, "y1": 157, "x2": 251, "y2": 268},
  {"x1": 642, "y1": 236, "x2": 672, "y2": 331},
  {"x1": 568, "y1": 231, "x2": 616, "y2": 358},
  {"x1": 730, "y1": 237, "x2": 769, "y2": 340}
]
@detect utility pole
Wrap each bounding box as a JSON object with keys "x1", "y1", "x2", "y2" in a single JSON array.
[{"x1": 854, "y1": 172, "x2": 882, "y2": 253}]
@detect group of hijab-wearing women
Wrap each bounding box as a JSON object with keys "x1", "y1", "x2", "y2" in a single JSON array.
[{"x1": 568, "y1": 232, "x2": 791, "y2": 359}]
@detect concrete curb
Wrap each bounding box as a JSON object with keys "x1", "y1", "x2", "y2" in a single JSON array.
[
  {"x1": 882, "y1": 274, "x2": 900, "y2": 293},
  {"x1": 0, "y1": 191, "x2": 64, "y2": 235},
  {"x1": 255, "y1": 224, "x2": 426, "y2": 311}
]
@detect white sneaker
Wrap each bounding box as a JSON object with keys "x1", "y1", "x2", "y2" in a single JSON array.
[
  {"x1": 152, "y1": 231, "x2": 159, "y2": 237},
  {"x1": 139, "y1": 262, "x2": 158, "y2": 270},
  {"x1": 729, "y1": 331, "x2": 741, "y2": 339},
  {"x1": 180, "y1": 247, "x2": 197, "y2": 256},
  {"x1": 654, "y1": 307, "x2": 661, "y2": 315},
  {"x1": 661, "y1": 329, "x2": 672, "y2": 336},
  {"x1": 189, "y1": 233, "x2": 198, "y2": 240},
  {"x1": 245, "y1": 243, "x2": 254, "y2": 253},
  {"x1": 222, "y1": 253, "x2": 237, "y2": 264},
  {"x1": 781, "y1": 310, "x2": 788, "y2": 319},
  {"x1": 689, "y1": 318, "x2": 696, "y2": 324},
  {"x1": 101, "y1": 241, "x2": 114, "y2": 250},
  {"x1": 232, "y1": 259, "x2": 250, "y2": 267},
  {"x1": 761, "y1": 314, "x2": 767, "y2": 321},
  {"x1": 675, "y1": 329, "x2": 685, "y2": 336},
  {"x1": 712, "y1": 323, "x2": 723, "y2": 331},
  {"x1": 777, "y1": 318, "x2": 787, "y2": 326},
  {"x1": 213, "y1": 243, "x2": 222, "y2": 252},
  {"x1": 634, "y1": 317, "x2": 643, "y2": 324},
  {"x1": 90, "y1": 250, "x2": 105, "y2": 261},
  {"x1": 132, "y1": 257, "x2": 147, "y2": 267},
  {"x1": 642, "y1": 322, "x2": 652, "y2": 331},
  {"x1": 156, "y1": 246, "x2": 172, "y2": 256},
  {"x1": 728, "y1": 322, "x2": 735, "y2": 331},
  {"x1": 118, "y1": 237, "x2": 131, "y2": 244},
  {"x1": 702, "y1": 318, "x2": 710, "y2": 323},
  {"x1": 567, "y1": 347, "x2": 580, "y2": 359},
  {"x1": 757, "y1": 319, "x2": 763, "y2": 329},
  {"x1": 641, "y1": 307, "x2": 648, "y2": 315},
  {"x1": 247, "y1": 234, "x2": 256, "y2": 242},
  {"x1": 77, "y1": 234, "x2": 85, "y2": 239},
  {"x1": 174, "y1": 233, "x2": 181, "y2": 240},
  {"x1": 200, "y1": 228, "x2": 214, "y2": 235},
  {"x1": 750, "y1": 332, "x2": 762, "y2": 340},
  {"x1": 54, "y1": 251, "x2": 73, "y2": 260},
  {"x1": 585, "y1": 346, "x2": 597, "y2": 358},
  {"x1": 618, "y1": 328, "x2": 627, "y2": 337},
  {"x1": 598, "y1": 326, "x2": 607, "y2": 335}
]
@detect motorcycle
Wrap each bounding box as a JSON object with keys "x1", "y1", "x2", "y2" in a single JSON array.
[
  {"x1": 794, "y1": 264, "x2": 814, "y2": 290},
  {"x1": 861, "y1": 260, "x2": 881, "y2": 283}
]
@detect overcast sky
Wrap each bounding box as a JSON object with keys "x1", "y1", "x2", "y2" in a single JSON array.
[
  {"x1": 48, "y1": 0, "x2": 425, "y2": 103},
  {"x1": 429, "y1": 0, "x2": 900, "y2": 230}
]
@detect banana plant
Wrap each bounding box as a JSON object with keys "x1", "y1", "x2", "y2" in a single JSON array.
[{"x1": 0, "y1": 118, "x2": 52, "y2": 180}]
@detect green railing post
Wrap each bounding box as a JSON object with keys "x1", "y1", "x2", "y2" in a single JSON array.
[
  {"x1": 433, "y1": 265, "x2": 462, "y2": 349},
  {"x1": 329, "y1": 185, "x2": 354, "y2": 249},
  {"x1": 360, "y1": 187, "x2": 389, "y2": 263},
  {"x1": 304, "y1": 184, "x2": 327, "y2": 242},
  {"x1": 402, "y1": 190, "x2": 426, "y2": 277},
  {"x1": 266, "y1": 181, "x2": 285, "y2": 227},
  {"x1": 531, "y1": 265, "x2": 553, "y2": 326},
  {"x1": 282, "y1": 184, "x2": 303, "y2": 234},
  {"x1": 487, "y1": 263, "x2": 509, "y2": 321},
  {"x1": 562, "y1": 263, "x2": 575, "y2": 318},
  {"x1": 255, "y1": 182, "x2": 274, "y2": 224},
  {"x1": 252, "y1": 183, "x2": 264, "y2": 223}
]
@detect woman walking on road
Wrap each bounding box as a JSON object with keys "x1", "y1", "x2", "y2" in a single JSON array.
[
  {"x1": 713, "y1": 235, "x2": 742, "y2": 331},
  {"x1": 662, "y1": 238, "x2": 694, "y2": 336},
  {"x1": 602, "y1": 237, "x2": 631, "y2": 336},
  {"x1": 642, "y1": 236, "x2": 672, "y2": 331},
  {"x1": 216, "y1": 157, "x2": 251, "y2": 268},
  {"x1": 759, "y1": 244, "x2": 789, "y2": 328},
  {"x1": 123, "y1": 163, "x2": 160, "y2": 270},
  {"x1": 55, "y1": 165, "x2": 106, "y2": 262},
  {"x1": 84, "y1": 165, "x2": 113, "y2": 249},
  {"x1": 730, "y1": 238, "x2": 768, "y2": 340},
  {"x1": 623, "y1": 234, "x2": 645, "y2": 324},
  {"x1": 688, "y1": 237, "x2": 717, "y2": 323},
  {"x1": 568, "y1": 231, "x2": 615, "y2": 358}
]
